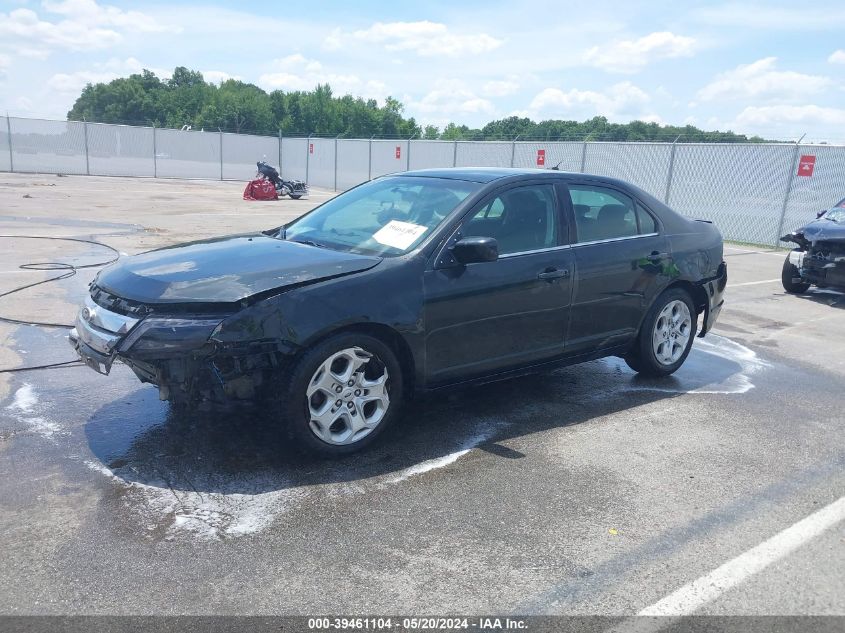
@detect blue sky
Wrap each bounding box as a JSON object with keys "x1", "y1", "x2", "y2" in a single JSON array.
[{"x1": 2, "y1": 0, "x2": 845, "y2": 140}]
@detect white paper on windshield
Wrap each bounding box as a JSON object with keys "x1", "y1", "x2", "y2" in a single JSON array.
[{"x1": 373, "y1": 220, "x2": 428, "y2": 250}]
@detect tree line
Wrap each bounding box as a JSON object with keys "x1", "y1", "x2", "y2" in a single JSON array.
[{"x1": 68, "y1": 66, "x2": 771, "y2": 143}]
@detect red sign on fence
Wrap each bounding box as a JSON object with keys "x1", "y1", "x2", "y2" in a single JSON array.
[
  {"x1": 536, "y1": 149, "x2": 545, "y2": 166},
  {"x1": 309, "y1": 143, "x2": 314, "y2": 155},
  {"x1": 797, "y1": 155, "x2": 815, "y2": 177},
  {"x1": 395, "y1": 145, "x2": 402, "y2": 159}
]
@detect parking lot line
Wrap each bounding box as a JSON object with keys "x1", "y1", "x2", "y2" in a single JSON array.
[
  {"x1": 728, "y1": 279, "x2": 781, "y2": 287},
  {"x1": 724, "y1": 248, "x2": 786, "y2": 258},
  {"x1": 638, "y1": 495, "x2": 845, "y2": 616}
]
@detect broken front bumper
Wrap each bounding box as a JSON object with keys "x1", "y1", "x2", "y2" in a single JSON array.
[
  {"x1": 67, "y1": 295, "x2": 282, "y2": 403},
  {"x1": 791, "y1": 249, "x2": 845, "y2": 288}
]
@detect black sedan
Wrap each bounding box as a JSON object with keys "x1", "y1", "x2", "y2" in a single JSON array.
[{"x1": 69, "y1": 168, "x2": 727, "y2": 455}]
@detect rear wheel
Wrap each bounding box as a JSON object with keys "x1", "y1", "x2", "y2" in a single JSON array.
[
  {"x1": 781, "y1": 252, "x2": 811, "y2": 294},
  {"x1": 625, "y1": 288, "x2": 697, "y2": 377},
  {"x1": 289, "y1": 194, "x2": 302, "y2": 200},
  {"x1": 280, "y1": 333, "x2": 403, "y2": 456}
]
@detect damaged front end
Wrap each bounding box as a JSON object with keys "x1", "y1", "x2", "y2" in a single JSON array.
[
  {"x1": 781, "y1": 211, "x2": 845, "y2": 290},
  {"x1": 68, "y1": 285, "x2": 290, "y2": 406}
]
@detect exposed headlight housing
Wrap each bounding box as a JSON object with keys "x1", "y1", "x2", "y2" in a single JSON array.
[{"x1": 119, "y1": 317, "x2": 224, "y2": 355}]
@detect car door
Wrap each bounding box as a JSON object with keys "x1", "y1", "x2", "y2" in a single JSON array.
[
  {"x1": 423, "y1": 182, "x2": 575, "y2": 385},
  {"x1": 565, "y1": 181, "x2": 669, "y2": 353}
]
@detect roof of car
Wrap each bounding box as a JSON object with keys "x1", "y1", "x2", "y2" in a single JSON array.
[
  {"x1": 398, "y1": 167, "x2": 632, "y2": 187},
  {"x1": 398, "y1": 167, "x2": 570, "y2": 183}
]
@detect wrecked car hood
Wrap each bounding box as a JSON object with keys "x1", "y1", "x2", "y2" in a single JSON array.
[
  {"x1": 795, "y1": 217, "x2": 845, "y2": 243},
  {"x1": 95, "y1": 234, "x2": 382, "y2": 304}
]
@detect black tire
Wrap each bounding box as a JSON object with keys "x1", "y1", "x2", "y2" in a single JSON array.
[
  {"x1": 280, "y1": 332, "x2": 404, "y2": 456},
  {"x1": 781, "y1": 252, "x2": 811, "y2": 294},
  {"x1": 289, "y1": 194, "x2": 302, "y2": 200},
  {"x1": 624, "y1": 287, "x2": 698, "y2": 377}
]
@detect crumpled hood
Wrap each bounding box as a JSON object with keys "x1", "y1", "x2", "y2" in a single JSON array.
[
  {"x1": 96, "y1": 234, "x2": 382, "y2": 304},
  {"x1": 797, "y1": 217, "x2": 845, "y2": 243}
]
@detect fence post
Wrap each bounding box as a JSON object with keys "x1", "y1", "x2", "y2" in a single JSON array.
[
  {"x1": 580, "y1": 137, "x2": 589, "y2": 173},
  {"x1": 776, "y1": 141, "x2": 803, "y2": 245},
  {"x1": 83, "y1": 119, "x2": 90, "y2": 175},
  {"x1": 510, "y1": 135, "x2": 519, "y2": 167},
  {"x1": 406, "y1": 135, "x2": 413, "y2": 171},
  {"x1": 152, "y1": 124, "x2": 157, "y2": 178},
  {"x1": 7, "y1": 115, "x2": 14, "y2": 172},
  {"x1": 334, "y1": 135, "x2": 339, "y2": 191},
  {"x1": 453, "y1": 140, "x2": 458, "y2": 167},
  {"x1": 278, "y1": 130, "x2": 282, "y2": 173},
  {"x1": 368, "y1": 136, "x2": 373, "y2": 180},
  {"x1": 664, "y1": 135, "x2": 681, "y2": 204},
  {"x1": 219, "y1": 129, "x2": 223, "y2": 180},
  {"x1": 306, "y1": 133, "x2": 311, "y2": 184}
]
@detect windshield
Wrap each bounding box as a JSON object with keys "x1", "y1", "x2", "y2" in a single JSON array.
[
  {"x1": 283, "y1": 176, "x2": 479, "y2": 256},
  {"x1": 823, "y1": 208, "x2": 845, "y2": 223}
]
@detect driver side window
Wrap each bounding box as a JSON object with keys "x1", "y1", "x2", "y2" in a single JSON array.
[{"x1": 462, "y1": 185, "x2": 559, "y2": 255}]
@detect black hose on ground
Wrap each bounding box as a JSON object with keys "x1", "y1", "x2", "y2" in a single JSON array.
[{"x1": 0, "y1": 235, "x2": 121, "y2": 373}]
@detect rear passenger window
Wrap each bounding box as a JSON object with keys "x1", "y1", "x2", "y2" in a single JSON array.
[
  {"x1": 636, "y1": 203, "x2": 657, "y2": 234},
  {"x1": 568, "y1": 185, "x2": 637, "y2": 242}
]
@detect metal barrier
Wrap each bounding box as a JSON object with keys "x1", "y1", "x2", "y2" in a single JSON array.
[{"x1": 2, "y1": 115, "x2": 843, "y2": 245}]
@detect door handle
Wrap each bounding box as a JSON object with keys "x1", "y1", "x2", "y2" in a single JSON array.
[
  {"x1": 537, "y1": 268, "x2": 570, "y2": 281},
  {"x1": 647, "y1": 251, "x2": 670, "y2": 262}
]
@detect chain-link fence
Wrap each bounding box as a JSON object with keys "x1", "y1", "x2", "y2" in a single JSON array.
[{"x1": 3, "y1": 115, "x2": 844, "y2": 246}]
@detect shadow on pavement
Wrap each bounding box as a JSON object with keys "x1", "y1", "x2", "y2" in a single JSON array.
[{"x1": 83, "y1": 339, "x2": 751, "y2": 497}]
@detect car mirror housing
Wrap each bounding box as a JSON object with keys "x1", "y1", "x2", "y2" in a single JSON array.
[{"x1": 452, "y1": 237, "x2": 499, "y2": 264}]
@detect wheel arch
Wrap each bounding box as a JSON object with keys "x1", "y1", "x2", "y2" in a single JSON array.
[
  {"x1": 664, "y1": 279, "x2": 708, "y2": 317},
  {"x1": 635, "y1": 280, "x2": 707, "y2": 342},
  {"x1": 301, "y1": 322, "x2": 417, "y2": 397}
]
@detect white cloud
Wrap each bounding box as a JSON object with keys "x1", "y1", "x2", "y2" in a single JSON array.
[
  {"x1": 0, "y1": 1, "x2": 178, "y2": 56},
  {"x1": 527, "y1": 81, "x2": 651, "y2": 120},
  {"x1": 47, "y1": 57, "x2": 172, "y2": 93},
  {"x1": 258, "y1": 54, "x2": 387, "y2": 101},
  {"x1": 829, "y1": 50, "x2": 845, "y2": 65},
  {"x1": 325, "y1": 21, "x2": 502, "y2": 57},
  {"x1": 482, "y1": 79, "x2": 519, "y2": 97},
  {"x1": 0, "y1": 8, "x2": 122, "y2": 51},
  {"x1": 734, "y1": 104, "x2": 845, "y2": 128},
  {"x1": 48, "y1": 70, "x2": 120, "y2": 92},
  {"x1": 584, "y1": 31, "x2": 696, "y2": 73},
  {"x1": 202, "y1": 70, "x2": 242, "y2": 84},
  {"x1": 41, "y1": 0, "x2": 180, "y2": 34},
  {"x1": 697, "y1": 57, "x2": 833, "y2": 102},
  {"x1": 693, "y1": 4, "x2": 845, "y2": 30},
  {"x1": 405, "y1": 80, "x2": 495, "y2": 121}
]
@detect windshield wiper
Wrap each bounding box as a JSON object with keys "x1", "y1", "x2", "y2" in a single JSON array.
[{"x1": 291, "y1": 239, "x2": 328, "y2": 249}]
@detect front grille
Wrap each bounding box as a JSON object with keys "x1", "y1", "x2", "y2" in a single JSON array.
[{"x1": 90, "y1": 284, "x2": 153, "y2": 318}]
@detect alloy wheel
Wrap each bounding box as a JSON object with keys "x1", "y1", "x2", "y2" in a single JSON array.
[
  {"x1": 305, "y1": 347, "x2": 390, "y2": 445},
  {"x1": 651, "y1": 299, "x2": 692, "y2": 366}
]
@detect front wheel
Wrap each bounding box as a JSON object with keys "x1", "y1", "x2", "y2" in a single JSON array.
[
  {"x1": 280, "y1": 333, "x2": 403, "y2": 456},
  {"x1": 289, "y1": 194, "x2": 302, "y2": 200},
  {"x1": 781, "y1": 252, "x2": 811, "y2": 294},
  {"x1": 625, "y1": 288, "x2": 697, "y2": 377}
]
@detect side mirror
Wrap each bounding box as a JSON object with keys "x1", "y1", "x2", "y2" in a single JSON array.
[
  {"x1": 816, "y1": 209, "x2": 828, "y2": 219},
  {"x1": 452, "y1": 236, "x2": 498, "y2": 264}
]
